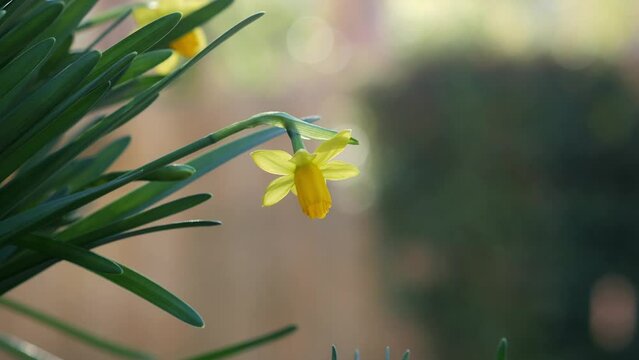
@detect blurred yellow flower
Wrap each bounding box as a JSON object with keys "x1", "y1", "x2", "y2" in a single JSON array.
[
  {"x1": 251, "y1": 130, "x2": 360, "y2": 219},
  {"x1": 133, "y1": 0, "x2": 208, "y2": 74}
]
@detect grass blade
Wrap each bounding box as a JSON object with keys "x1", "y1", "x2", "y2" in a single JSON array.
[
  {"x1": 15, "y1": 234, "x2": 123, "y2": 275},
  {"x1": 184, "y1": 325, "x2": 297, "y2": 360},
  {"x1": 0, "y1": 298, "x2": 153, "y2": 359},
  {"x1": 496, "y1": 338, "x2": 507, "y2": 360},
  {"x1": 90, "y1": 220, "x2": 221, "y2": 248}
]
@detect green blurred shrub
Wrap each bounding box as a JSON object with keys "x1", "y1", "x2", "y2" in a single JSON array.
[{"x1": 366, "y1": 57, "x2": 639, "y2": 360}]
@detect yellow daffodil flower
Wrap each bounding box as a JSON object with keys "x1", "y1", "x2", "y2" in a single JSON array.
[
  {"x1": 133, "y1": 0, "x2": 208, "y2": 74},
  {"x1": 251, "y1": 130, "x2": 360, "y2": 219}
]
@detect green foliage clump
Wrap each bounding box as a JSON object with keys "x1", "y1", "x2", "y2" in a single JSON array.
[{"x1": 0, "y1": 0, "x2": 358, "y2": 358}]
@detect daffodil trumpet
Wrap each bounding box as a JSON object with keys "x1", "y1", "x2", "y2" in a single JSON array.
[{"x1": 251, "y1": 129, "x2": 360, "y2": 219}]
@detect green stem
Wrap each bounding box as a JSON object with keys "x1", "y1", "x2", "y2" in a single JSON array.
[{"x1": 286, "y1": 126, "x2": 306, "y2": 153}]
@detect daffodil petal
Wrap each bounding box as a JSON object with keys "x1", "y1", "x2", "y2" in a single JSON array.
[
  {"x1": 251, "y1": 150, "x2": 295, "y2": 175},
  {"x1": 320, "y1": 161, "x2": 360, "y2": 181},
  {"x1": 263, "y1": 175, "x2": 294, "y2": 206},
  {"x1": 154, "y1": 52, "x2": 180, "y2": 75},
  {"x1": 313, "y1": 130, "x2": 352, "y2": 164},
  {"x1": 170, "y1": 27, "x2": 207, "y2": 58}
]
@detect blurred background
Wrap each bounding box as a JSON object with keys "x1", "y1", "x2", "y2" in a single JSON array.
[{"x1": 3, "y1": 0, "x2": 639, "y2": 359}]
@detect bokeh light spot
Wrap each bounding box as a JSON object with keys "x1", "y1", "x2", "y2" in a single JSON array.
[{"x1": 287, "y1": 16, "x2": 335, "y2": 64}]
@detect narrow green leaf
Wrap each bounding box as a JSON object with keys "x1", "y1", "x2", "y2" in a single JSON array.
[
  {"x1": 39, "y1": 34, "x2": 74, "y2": 76},
  {"x1": 154, "y1": 0, "x2": 233, "y2": 49},
  {"x1": 90, "y1": 220, "x2": 221, "y2": 248},
  {"x1": 0, "y1": 38, "x2": 54, "y2": 112},
  {"x1": 401, "y1": 350, "x2": 411, "y2": 360},
  {"x1": 0, "y1": 50, "x2": 101, "y2": 152},
  {"x1": 100, "y1": 264, "x2": 204, "y2": 327},
  {"x1": 77, "y1": 3, "x2": 142, "y2": 31},
  {"x1": 86, "y1": 12, "x2": 181, "y2": 82},
  {"x1": 34, "y1": 0, "x2": 99, "y2": 53},
  {"x1": 0, "y1": 298, "x2": 153, "y2": 359},
  {"x1": 332, "y1": 345, "x2": 338, "y2": 360},
  {"x1": 15, "y1": 234, "x2": 123, "y2": 274},
  {"x1": 496, "y1": 338, "x2": 507, "y2": 360},
  {"x1": 0, "y1": 10, "x2": 5, "y2": 21},
  {"x1": 0, "y1": 1, "x2": 63, "y2": 66},
  {"x1": 101, "y1": 75, "x2": 164, "y2": 107},
  {"x1": 354, "y1": 349, "x2": 360, "y2": 360},
  {"x1": 385, "y1": 346, "x2": 390, "y2": 360},
  {"x1": 0, "y1": 333, "x2": 61, "y2": 360},
  {"x1": 184, "y1": 325, "x2": 297, "y2": 360},
  {"x1": 117, "y1": 50, "x2": 172, "y2": 84}
]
